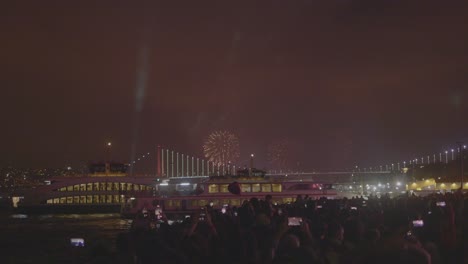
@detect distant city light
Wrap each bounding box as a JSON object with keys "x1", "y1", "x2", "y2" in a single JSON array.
[
  {"x1": 107, "y1": 142, "x2": 112, "y2": 146},
  {"x1": 396, "y1": 182, "x2": 401, "y2": 186}
]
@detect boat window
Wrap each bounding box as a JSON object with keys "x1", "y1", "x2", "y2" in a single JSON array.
[
  {"x1": 208, "y1": 184, "x2": 219, "y2": 193},
  {"x1": 54, "y1": 198, "x2": 59, "y2": 204},
  {"x1": 241, "y1": 184, "x2": 251, "y2": 192},
  {"x1": 87, "y1": 195, "x2": 92, "y2": 203},
  {"x1": 252, "y1": 184, "x2": 261, "y2": 192},
  {"x1": 67, "y1": 186, "x2": 73, "y2": 191},
  {"x1": 80, "y1": 184, "x2": 86, "y2": 191},
  {"x1": 59, "y1": 187, "x2": 66, "y2": 191},
  {"x1": 230, "y1": 199, "x2": 240, "y2": 206},
  {"x1": 219, "y1": 184, "x2": 229, "y2": 193},
  {"x1": 198, "y1": 200, "x2": 207, "y2": 206},
  {"x1": 261, "y1": 184, "x2": 271, "y2": 192},
  {"x1": 272, "y1": 184, "x2": 282, "y2": 192},
  {"x1": 173, "y1": 200, "x2": 181, "y2": 207},
  {"x1": 47, "y1": 199, "x2": 53, "y2": 204},
  {"x1": 283, "y1": 197, "x2": 294, "y2": 203},
  {"x1": 87, "y1": 183, "x2": 93, "y2": 191}
]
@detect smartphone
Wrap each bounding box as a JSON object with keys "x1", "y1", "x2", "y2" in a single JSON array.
[
  {"x1": 316, "y1": 205, "x2": 323, "y2": 209},
  {"x1": 185, "y1": 215, "x2": 191, "y2": 219},
  {"x1": 288, "y1": 217, "x2": 302, "y2": 226},
  {"x1": 209, "y1": 202, "x2": 214, "y2": 207},
  {"x1": 70, "y1": 238, "x2": 85, "y2": 247},
  {"x1": 221, "y1": 205, "x2": 227, "y2": 214},
  {"x1": 199, "y1": 207, "x2": 206, "y2": 220},
  {"x1": 278, "y1": 208, "x2": 283, "y2": 215},
  {"x1": 412, "y1": 220, "x2": 424, "y2": 227},
  {"x1": 351, "y1": 207, "x2": 357, "y2": 210},
  {"x1": 436, "y1": 201, "x2": 446, "y2": 207},
  {"x1": 155, "y1": 206, "x2": 162, "y2": 219}
]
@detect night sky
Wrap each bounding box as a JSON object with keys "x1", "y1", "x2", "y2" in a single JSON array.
[{"x1": 1, "y1": 1, "x2": 467, "y2": 171}]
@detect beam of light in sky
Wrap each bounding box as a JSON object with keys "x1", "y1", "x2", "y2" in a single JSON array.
[{"x1": 129, "y1": 42, "x2": 150, "y2": 175}]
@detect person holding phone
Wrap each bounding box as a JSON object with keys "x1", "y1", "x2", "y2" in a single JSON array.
[{"x1": 186, "y1": 207, "x2": 218, "y2": 238}]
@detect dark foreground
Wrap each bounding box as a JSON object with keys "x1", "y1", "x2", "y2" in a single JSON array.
[
  {"x1": 0, "y1": 213, "x2": 131, "y2": 264},
  {"x1": 0, "y1": 192, "x2": 467, "y2": 264}
]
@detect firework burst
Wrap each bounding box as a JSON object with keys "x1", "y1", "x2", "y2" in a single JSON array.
[{"x1": 203, "y1": 131, "x2": 240, "y2": 165}]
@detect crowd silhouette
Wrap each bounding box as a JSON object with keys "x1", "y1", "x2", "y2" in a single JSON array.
[{"x1": 114, "y1": 191, "x2": 467, "y2": 264}]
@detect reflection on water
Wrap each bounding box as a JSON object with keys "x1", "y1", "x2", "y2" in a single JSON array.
[
  {"x1": 2, "y1": 213, "x2": 132, "y2": 231},
  {"x1": 10, "y1": 214, "x2": 28, "y2": 219}
]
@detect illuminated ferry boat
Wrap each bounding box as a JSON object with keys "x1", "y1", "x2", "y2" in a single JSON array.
[
  {"x1": 14, "y1": 163, "x2": 157, "y2": 214},
  {"x1": 120, "y1": 168, "x2": 337, "y2": 217}
]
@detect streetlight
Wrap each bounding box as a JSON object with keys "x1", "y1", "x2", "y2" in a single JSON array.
[
  {"x1": 106, "y1": 142, "x2": 112, "y2": 162},
  {"x1": 451, "y1": 149, "x2": 454, "y2": 160},
  {"x1": 250, "y1": 154, "x2": 255, "y2": 169},
  {"x1": 445, "y1": 151, "x2": 448, "y2": 163}
]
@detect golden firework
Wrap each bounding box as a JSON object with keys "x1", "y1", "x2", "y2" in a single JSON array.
[{"x1": 203, "y1": 131, "x2": 240, "y2": 165}]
